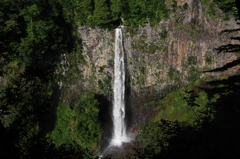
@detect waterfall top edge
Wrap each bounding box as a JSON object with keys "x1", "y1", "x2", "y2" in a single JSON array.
[{"x1": 116, "y1": 25, "x2": 124, "y2": 29}]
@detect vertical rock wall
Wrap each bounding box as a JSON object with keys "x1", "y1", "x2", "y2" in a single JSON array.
[{"x1": 72, "y1": 0, "x2": 239, "y2": 131}]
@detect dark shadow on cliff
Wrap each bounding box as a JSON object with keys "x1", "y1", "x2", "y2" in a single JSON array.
[
  {"x1": 125, "y1": 69, "x2": 133, "y2": 134},
  {"x1": 236, "y1": 0, "x2": 240, "y2": 20},
  {"x1": 203, "y1": 58, "x2": 240, "y2": 72},
  {"x1": 123, "y1": 35, "x2": 134, "y2": 136},
  {"x1": 203, "y1": 21, "x2": 240, "y2": 73},
  {"x1": 96, "y1": 94, "x2": 114, "y2": 154}
]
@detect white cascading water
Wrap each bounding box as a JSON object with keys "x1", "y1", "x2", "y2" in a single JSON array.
[{"x1": 110, "y1": 27, "x2": 130, "y2": 146}]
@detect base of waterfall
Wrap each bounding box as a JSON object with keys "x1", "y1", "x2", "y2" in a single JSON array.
[
  {"x1": 110, "y1": 136, "x2": 131, "y2": 146},
  {"x1": 99, "y1": 139, "x2": 141, "y2": 159}
]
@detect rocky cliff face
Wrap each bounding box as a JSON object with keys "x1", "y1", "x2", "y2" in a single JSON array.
[{"x1": 65, "y1": 0, "x2": 239, "y2": 132}]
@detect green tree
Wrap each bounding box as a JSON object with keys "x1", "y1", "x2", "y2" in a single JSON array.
[
  {"x1": 93, "y1": 0, "x2": 111, "y2": 25},
  {"x1": 213, "y1": 0, "x2": 236, "y2": 13},
  {"x1": 137, "y1": 119, "x2": 180, "y2": 158},
  {"x1": 73, "y1": 0, "x2": 94, "y2": 25},
  {"x1": 72, "y1": 93, "x2": 101, "y2": 149},
  {"x1": 46, "y1": 93, "x2": 101, "y2": 157},
  {"x1": 110, "y1": 0, "x2": 123, "y2": 18}
]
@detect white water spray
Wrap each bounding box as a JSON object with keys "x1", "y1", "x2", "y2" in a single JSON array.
[{"x1": 110, "y1": 27, "x2": 130, "y2": 146}]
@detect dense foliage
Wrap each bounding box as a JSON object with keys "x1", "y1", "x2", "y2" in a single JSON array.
[
  {"x1": 203, "y1": 0, "x2": 238, "y2": 18},
  {"x1": 0, "y1": 0, "x2": 101, "y2": 158},
  {"x1": 213, "y1": 0, "x2": 237, "y2": 14},
  {"x1": 60, "y1": 0, "x2": 170, "y2": 27}
]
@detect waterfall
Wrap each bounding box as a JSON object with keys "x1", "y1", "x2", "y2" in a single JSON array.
[{"x1": 110, "y1": 27, "x2": 130, "y2": 146}]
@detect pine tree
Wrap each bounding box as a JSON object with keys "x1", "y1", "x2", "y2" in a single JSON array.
[{"x1": 93, "y1": 0, "x2": 111, "y2": 25}]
